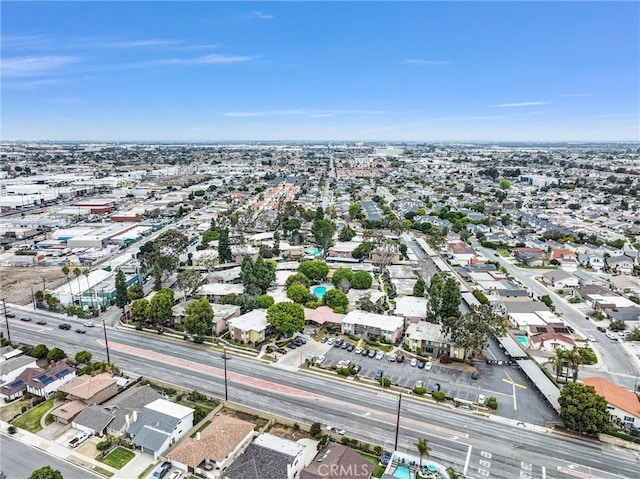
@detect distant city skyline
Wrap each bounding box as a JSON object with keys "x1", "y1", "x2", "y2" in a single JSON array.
[{"x1": 2, "y1": 1, "x2": 639, "y2": 142}]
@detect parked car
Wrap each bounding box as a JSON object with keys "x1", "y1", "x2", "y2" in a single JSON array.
[
  {"x1": 337, "y1": 360, "x2": 346, "y2": 369},
  {"x1": 374, "y1": 369, "x2": 384, "y2": 381},
  {"x1": 424, "y1": 361, "x2": 433, "y2": 371},
  {"x1": 152, "y1": 461, "x2": 172, "y2": 479},
  {"x1": 429, "y1": 383, "x2": 441, "y2": 393},
  {"x1": 346, "y1": 343, "x2": 355, "y2": 352},
  {"x1": 297, "y1": 336, "x2": 307, "y2": 344},
  {"x1": 276, "y1": 348, "x2": 288, "y2": 354},
  {"x1": 58, "y1": 323, "x2": 71, "y2": 330},
  {"x1": 75, "y1": 328, "x2": 86, "y2": 334},
  {"x1": 606, "y1": 332, "x2": 617, "y2": 341},
  {"x1": 36, "y1": 319, "x2": 47, "y2": 325},
  {"x1": 361, "y1": 349, "x2": 370, "y2": 356},
  {"x1": 375, "y1": 351, "x2": 384, "y2": 360},
  {"x1": 417, "y1": 361, "x2": 426, "y2": 369},
  {"x1": 387, "y1": 353, "x2": 397, "y2": 362},
  {"x1": 410, "y1": 358, "x2": 417, "y2": 367},
  {"x1": 596, "y1": 326, "x2": 606, "y2": 333},
  {"x1": 321, "y1": 337, "x2": 328, "y2": 343},
  {"x1": 471, "y1": 372, "x2": 479, "y2": 380},
  {"x1": 168, "y1": 471, "x2": 182, "y2": 479},
  {"x1": 327, "y1": 337, "x2": 336, "y2": 345},
  {"x1": 68, "y1": 432, "x2": 90, "y2": 448},
  {"x1": 368, "y1": 350, "x2": 376, "y2": 358},
  {"x1": 4, "y1": 313, "x2": 15, "y2": 318},
  {"x1": 477, "y1": 394, "x2": 486, "y2": 405},
  {"x1": 20, "y1": 317, "x2": 32, "y2": 322},
  {"x1": 316, "y1": 355, "x2": 325, "y2": 364},
  {"x1": 354, "y1": 347, "x2": 363, "y2": 354},
  {"x1": 396, "y1": 355, "x2": 405, "y2": 363},
  {"x1": 286, "y1": 343, "x2": 297, "y2": 349},
  {"x1": 587, "y1": 335, "x2": 596, "y2": 342},
  {"x1": 84, "y1": 321, "x2": 95, "y2": 327},
  {"x1": 414, "y1": 380, "x2": 424, "y2": 389},
  {"x1": 353, "y1": 365, "x2": 362, "y2": 374},
  {"x1": 341, "y1": 342, "x2": 349, "y2": 350},
  {"x1": 333, "y1": 339, "x2": 343, "y2": 348}
]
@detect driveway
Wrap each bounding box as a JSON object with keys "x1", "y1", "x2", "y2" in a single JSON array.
[{"x1": 275, "y1": 337, "x2": 332, "y2": 368}]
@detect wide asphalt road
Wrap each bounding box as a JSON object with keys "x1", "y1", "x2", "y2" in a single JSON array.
[{"x1": 3, "y1": 315, "x2": 639, "y2": 479}]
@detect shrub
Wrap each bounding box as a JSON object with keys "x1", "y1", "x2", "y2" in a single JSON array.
[
  {"x1": 257, "y1": 294, "x2": 275, "y2": 309},
  {"x1": 350, "y1": 271, "x2": 373, "y2": 289},
  {"x1": 432, "y1": 391, "x2": 446, "y2": 401},
  {"x1": 439, "y1": 354, "x2": 451, "y2": 364},
  {"x1": 486, "y1": 396, "x2": 498, "y2": 409},
  {"x1": 379, "y1": 377, "x2": 391, "y2": 388},
  {"x1": 413, "y1": 387, "x2": 426, "y2": 395},
  {"x1": 7, "y1": 425, "x2": 16, "y2": 434},
  {"x1": 96, "y1": 438, "x2": 113, "y2": 451},
  {"x1": 310, "y1": 422, "x2": 322, "y2": 438}
]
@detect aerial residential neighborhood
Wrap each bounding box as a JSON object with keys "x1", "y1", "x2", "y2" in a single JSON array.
[{"x1": 1, "y1": 141, "x2": 639, "y2": 479}]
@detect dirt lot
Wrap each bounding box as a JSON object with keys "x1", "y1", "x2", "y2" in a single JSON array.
[
  {"x1": 269, "y1": 422, "x2": 315, "y2": 441},
  {"x1": 0, "y1": 266, "x2": 67, "y2": 304}
]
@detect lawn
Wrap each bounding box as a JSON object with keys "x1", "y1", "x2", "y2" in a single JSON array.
[
  {"x1": 12, "y1": 399, "x2": 53, "y2": 433},
  {"x1": 360, "y1": 452, "x2": 385, "y2": 478},
  {"x1": 101, "y1": 447, "x2": 135, "y2": 469}
]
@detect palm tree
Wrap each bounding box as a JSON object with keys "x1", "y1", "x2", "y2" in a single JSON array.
[
  {"x1": 82, "y1": 268, "x2": 94, "y2": 309},
  {"x1": 415, "y1": 437, "x2": 431, "y2": 468},
  {"x1": 565, "y1": 347, "x2": 583, "y2": 382},
  {"x1": 72, "y1": 267, "x2": 82, "y2": 306},
  {"x1": 61, "y1": 264, "x2": 73, "y2": 305},
  {"x1": 552, "y1": 348, "x2": 565, "y2": 381},
  {"x1": 446, "y1": 466, "x2": 465, "y2": 478}
]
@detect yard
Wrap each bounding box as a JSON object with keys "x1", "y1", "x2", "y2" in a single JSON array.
[
  {"x1": 361, "y1": 452, "x2": 385, "y2": 478},
  {"x1": 100, "y1": 447, "x2": 136, "y2": 469},
  {"x1": 12, "y1": 399, "x2": 54, "y2": 433}
]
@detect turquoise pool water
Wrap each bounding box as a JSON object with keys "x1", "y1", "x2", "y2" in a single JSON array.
[
  {"x1": 393, "y1": 465, "x2": 411, "y2": 479},
  {"x1": 313, "y1": 286, "x2": 327, "y2": 298},
  {"x1": 305, "y1": 247, "x2": 321, "y2": 255},
  {"x1": 515, "y1": 335, "x2": 529, "y2": 347}
]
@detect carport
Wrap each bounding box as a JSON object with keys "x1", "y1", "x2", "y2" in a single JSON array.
[
  {"x1": 496, "y1": 336, "x2": 528, "y2": 359},
  {"x1": 515, "y1": 359, "x2": 560, "y2": 412}
]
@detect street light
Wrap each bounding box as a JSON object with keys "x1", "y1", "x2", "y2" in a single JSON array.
[
  {"x1": 102, "y1": 319, "x2": 111, "y2": 365},
  {"x1": 394, "y1": 392, "x2": 402, "y2": 450},
  {"x1": 221, "y1": 346, "x2": 228, "y2": 402},
  {"x1": 2, "y1": 298, "x2": 11, "y2": 344}
]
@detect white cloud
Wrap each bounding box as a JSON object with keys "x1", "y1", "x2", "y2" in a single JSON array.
[
  {"x1": 155, "y1": 54, "x2": 256, "y2": 65},
  {"x1": 223, "y1": 109, "x2": 389, "y2": 118},
  {"x1": 558, "y1": 93, "x2": 591, "y2": 98},
  {"x1": 404, "y1": 59, "x2": 453, "y2": 65},
  {"x1": 248, "y1": 11, "x2": 275, "y2": 20},
  {"x1": 99, "y1": 39, "x2": 184, "y2": 48},
  {"x1": 492, "y1": 101, "x2": 549, "y2": 108},
  {"x1": 309, "y1": 113, "x2": 336, "y2": 118},
  {"x1": 1, "y1": 55, "x2": 81, "y2": 77},
  {"x1": 2, "y1": 78, "x2": 60, "y2": 89}
]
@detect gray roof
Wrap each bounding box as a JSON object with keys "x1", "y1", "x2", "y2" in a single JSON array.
[
  {"x1": 128, "y1": 407, "x2": 181, "y2": 437},
  {"x1": 496, "y1": 336, "x2": 528, "y2": 359},
  {"x1": 0, "y1": 355, "x2": 36, "y2": 377},
  {"x1": 515, "y1": 359, "x2": 560, "y2": 411},
  {"x1": 130, "y1": 424, "x2": 170, "y2": 452},
  {"x1": 225, "y1": 443, "x2": 294, "y2": 479},
  {"x1": 74, "y1": 405, "x2": 115, "y2": 433},
  {"x1": 102, "y1": 385, "x2": 162, "y2": 432}
]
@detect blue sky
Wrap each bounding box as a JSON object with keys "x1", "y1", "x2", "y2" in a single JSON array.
[{"x1": 2, "y1": 1, "x2": 639, "y2": 142}]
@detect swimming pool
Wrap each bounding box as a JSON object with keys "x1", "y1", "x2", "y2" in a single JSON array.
[
  {"x1": 515, "y1": 335, "x2": 529, "y2": 348},
  {"x1": 393, "y1": 465, "x2": 411, "y2": 479},
  {"x1": 305, "y1": 247, "x2": 321, "y2": 255},
  {"x1": 313, "y1": 286, "x2": 327, "y2": 298}
]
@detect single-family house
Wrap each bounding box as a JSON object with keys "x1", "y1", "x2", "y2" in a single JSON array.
[
  {"x1": 57, "y1": 372, "x2": 118, "y2": 405},
  {"x1": 300, "y1": 442, "x2": 373, "y2": 479},
  {"x1": 583, "y1": 377, "x2": 640, "y2": 430},
  {"x1": 541, "y1": 270, "x2": 580, "y2": 290},
  {"x1": 166, "y1": 414, "x2": 256, "y2": 477},
  {"x1": 528, "y1": 331, "x2": 576, "y2": 352},
  {"x1": 228, "y1": 309, "x2": 268, "y2": 344},
  {"x1": 71, "y1": 404, "x2": 116, "y2": 434},
  {"x1": 0, "y1": 353, "x2": 37, "y2": 385},
  {"x1": 224, "y1": 433, "x2": 313, "y2": 479},
  {"x1": 513, "y1": 247, "x2": 546, "y2": 267},
  {"x1": 100, "y1": 384, "x2": 163, "y2": 436},
  {"x1": 403, "y1": 321, "x2": 465, "y2": 360},
  {"x1": 0, "y1": 361, "x2": 75, "y2": 400},
  {"x1": 342, "y1": 310, "x2": 404, "y2": 343},
  {"x1": 128, "y1": 399, "x2": 194, "y2": 460},
  {"x1": 606, "y1": 255, "x2": 635, "y2": 274}
]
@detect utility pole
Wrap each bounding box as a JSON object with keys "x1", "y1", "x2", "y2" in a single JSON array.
[
  {"x1": 223, "y1": 346, "x2": 228, "y2": 402},
  {"x1": 103, "y1": 320, "x2": 111, "y2": 364},
  {"x1": 394, "y1": 392, "x2": 402, "y2": 451},
  {"x1": 2, "y1": 299, "x2": 11, "y2": 344}
]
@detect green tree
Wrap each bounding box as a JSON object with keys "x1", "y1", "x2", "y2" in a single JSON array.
[
  {"x1": 28, "y1": 466, "x2": 64, "y2": 479},
  {"x1": 540, "y1": 295, "x2": 554, "y2": 310},
  {"x1": 127, "y1": 283, "x2": 144, "y2": 301},
  {"x1": 257, "y1": 294, "x2": 275, "y2": 309},
  {"x1": 72, "y1": 267, "x2": 82, "y2": 306},
  {"x1": 351, "y1": 242, "x2": 374, "y2": 260},
  {"x1": 350, "y1": 271, "x2": 372, "y2": 290},
  {"x1": 31, "y1": 343, "x2": 49, "y2": 359},
  {"x1": 236, "y1": 294, "x2": 259, "y2": 313},
  {"x1": 272, "y1": 231, "x2": 281, "y2": 256},
  {"x1": 183, "y1": 297, "x2": 214, "y2": 337},
  {"x1": 131, "y1": 298, "x2": 149, "y2": 323},
  {"x1": 442, "y1": 304, "x2": 507, "y2": 360},
  {"x1": 287, "y1": 283, "x2": 310, "y2": 304},
  {"x1": 75, "y1": 350, "x2": 92, "y2": 364},
  {"x1": 315, "y1": 206, "x2": 325, "y2": 220},
  {"x1": 115, "y1": 269, "x2": 129, "y2": 310},
  {"x1": 415, "y1": 438, "x2": 431, "y2": 468},
  {"x1": 338, "y1": 225, "x2": 356, "y2": 242},
  {"x1": 499, "y1": 179, "x2": 511, "y2": 190},
  {"x1": 153, "y1": 263, "x2": 162, "y2": 291},
  {"x1": 348, "y1": 202, "x2": 362, "y2": 220},
  {"x1": 46, "y1": 347, "x2": 66, "y2": 362},
  {"x1": 446, "y1": 467, "x2": 465, "y2": 479},
  {"x1": 253, "y1": 256, "x2": 276, "y2": 293},
  {"x1": 558, "y1": 382, "x2": 611, "y2": 435},
  {"x1": 61, "y1": 265, "x2": 72, "y2": 302},
  {"x1": 241, "y1": 256, "x2": 259, "y2": 296},
  {"x1": 311, "y1": 219, "x2": 336, "y2": 257},
  {"x1": 298, "y1": 260, "x2": 330, "y2": 282},
  {"x1": 310, "y1": 421, "x2": 322, "y2": 438},
  {"x1": 413, "y1": 278, "x2": 426, "y2": 297},
  {"x1": 267, "y1": 302, "x2": 305, "y2": 337},
  {"x1": 439, "y1": 276, "x2": 461, "y2": 320},
  {"x1": 331, "y1": 268, "x2": 353, "y2": 287},
  {"x1": 427, "y1": 274, "x2": 444, "y2": 322},
  {"x1": 147, "y1": 288, "x2": 174, "y2": 327},
  {"x1": 177, "y1": 269, "x2": 204, "y2": 299},
  {"x1": 286, "y1": 272, "x2": 311, "y2": 289},
  {"x1": 324, "y1": 289, "x2": 348, "y2": 311},
  {"x1": 218, "y1": 228, "x2": 232, "y2": 263}
]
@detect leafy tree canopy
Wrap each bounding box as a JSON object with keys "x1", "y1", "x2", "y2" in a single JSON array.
[
  {"x1": 331, "y1": 268, "x2": 353, "y2": 287},
  {"x1": 183, "y1": 297, "x2": 214, "y2": 337},
  {"x1": 29, "y1": 466, "x2": 64, "y2": 479},
  {"x1": 267, "y1": 302, "x2": 305, "y2": 337},
  {"x1": 558, "y1": 382, "x2": 611, "y2": 435},
  {"x1": 287, "y1": 283, "x2": 310, "y2": 304},
  {"x1": 286, "y1": 273, "x2": 311, "y2": 289},
  {"x1": 298, "y1": 260, "x2": 330, "y2": 282},
  {"x1": 350, "y1": 271, "x2": 372, "y2": 290}
]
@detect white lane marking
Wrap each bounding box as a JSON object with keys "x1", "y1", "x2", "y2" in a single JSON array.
[{"x1": 463, "y1": 445, "x2": 473, "y2": 476}]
